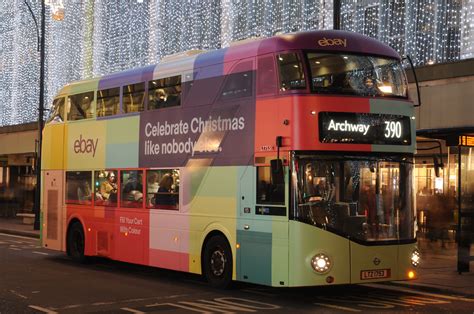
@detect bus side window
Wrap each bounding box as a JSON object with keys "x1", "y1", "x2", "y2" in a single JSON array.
[
  {"x1": 123, "y1": 82, "x2": 145, "y2": 113},
  {"x1": 147, "y1": 169, "x2": 179, "y2": 210},
  {"x1": 65, "y1": 171, "x2": 92, "y2": 205},
  {"x1": 220, "y1": 60, "x2": 253, "y2": 101},
  {"x1": 47, "y1": 97, "x2": 65, "y2": 123},
  {"x1": 148, "y1": 75, "x2": 181, "y2": 110},
  {"x1": 97, "y1": 87, "x2": 120, "y2": 117},
  {"x1": 256, "y1": 166, "x2": 285, "y2": 205},
  {"x1": 120, "y1": 170, "x2": 143, "y2": 208},
  {"x1": 277, "y1": 53, "x2": 306, "y2": 91},
  {"x1": 94, "y1": 170, "x2": 118, "y2": 207},
  {"x1": 257, "y1": 55, "x2": 277, "y2": 96},
  {"x1": 67, "y1": 92, "x2": 95, "y2": 121}
]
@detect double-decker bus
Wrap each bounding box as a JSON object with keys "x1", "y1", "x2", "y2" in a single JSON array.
[{"x1": 41, "y1": 30, "x2": 419, "y2": 288}]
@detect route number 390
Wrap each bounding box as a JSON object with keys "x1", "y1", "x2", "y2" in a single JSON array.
[{"x1": 384, "y1": 121, "x2": 402, "y2": 138}]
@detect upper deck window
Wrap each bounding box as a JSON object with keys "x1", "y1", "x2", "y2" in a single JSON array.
[
  {"x1": 97, "y1": 87, "x2": 120, "y2": 117},
  {"x1": 220, "y1": 60, "x2": 253, "y2": 100},
  {"x1": 148, "y1": 75, "x2": 181, "y2": 110},
  {"x1": 47, "y1": 97, "x2": 65, "y2": 123},
  {"x1": 123, "y1": 82, "x2": 145, "y2": 113},
  {"x1": 67, "y1": 92, "x2": 94, "y2": 121},
  {"x1": 307, "y1": 53, "x2": 407, "y2": 98},
  {"x1": 277, "y1": 53, "x2": 306, "y2": 91}
]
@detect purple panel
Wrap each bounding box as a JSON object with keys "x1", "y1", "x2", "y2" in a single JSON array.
[
  {"x1": 257, "y1": 30, "x2": 400, "y2": 59},
  {"x1": 98, "y1": 65, "x2": 155, "y2": 90},
  {"x1": 139, "y1": 99, "x2": 255, "y2": 168}
]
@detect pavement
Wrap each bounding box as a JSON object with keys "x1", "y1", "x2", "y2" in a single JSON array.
[{"x1": 0, "y1": 217, "x2": 472, "y2": 297}]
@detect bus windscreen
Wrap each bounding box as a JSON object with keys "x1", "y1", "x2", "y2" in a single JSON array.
[{"x1": 307, "y1": 53, "x2": 408, "y2": 98}]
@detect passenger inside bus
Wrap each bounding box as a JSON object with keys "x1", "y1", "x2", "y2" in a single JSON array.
[
  {"x1": 122, "y1": 171, "x2": 143, "y2": 204},
  {"x1": 149, "y1": 88, "x2": 180, "y2": 109},
  {"x1": 77, "y1": 181, "x2": 92, "y2": 204},
  {"x1": 99, "y1": 172, "x2": 117, "y2": 203},
  {"x1": 155, "y1": 174, "x2": 177, "y2": 207}
]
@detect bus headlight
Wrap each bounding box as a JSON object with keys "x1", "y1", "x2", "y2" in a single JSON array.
[
  {"x1": 311, "y1": 253, "x2": 332, "y2": 273},
  {"x1": 411, "y1": 249, "x2": 420, "y2": 267}
]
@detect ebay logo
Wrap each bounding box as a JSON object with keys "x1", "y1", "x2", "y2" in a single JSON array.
[{"x1": 73, "y1": 134, "x2": 99, "y2": 157}]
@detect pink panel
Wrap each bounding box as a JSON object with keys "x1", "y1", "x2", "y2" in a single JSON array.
[{"x1": 149, "y1": 249, "x2": 189, "y2": 272}]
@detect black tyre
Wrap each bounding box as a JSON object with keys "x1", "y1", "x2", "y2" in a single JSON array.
[
  {"x1": 203, "y1": 235, "x2": 233, "y2": 289},
  {"x1": 67, "y1": 222, "x2": 86, "y2": 263}
]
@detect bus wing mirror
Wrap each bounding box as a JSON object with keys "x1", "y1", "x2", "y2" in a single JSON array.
[{"x1": 270, "y1": 159, "x2": 284, "y2": 185}]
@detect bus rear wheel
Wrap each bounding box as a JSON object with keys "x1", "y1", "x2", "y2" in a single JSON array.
[
  {"x1": 67, "y1": 222, "x2": 86, "y2": 263},
  {"x1": 203, "y1": 235, "x2": 232, "y2": 289}
]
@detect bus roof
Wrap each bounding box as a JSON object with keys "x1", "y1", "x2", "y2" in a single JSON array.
[{"x1": 57, "y1": 30, "x2": 400, "y2": 96}]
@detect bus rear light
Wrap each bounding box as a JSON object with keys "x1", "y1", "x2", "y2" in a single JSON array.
[
  {"x1": 326, "y1": 276, "x2": 334, "y2": 283},
  {"x1": 311, "y1": 253, "x2": 332, "y2": 274},
  {"x1": 408, "y1": 271, "x2": 415, "y2": 279},
  {"x1": 87, "y1": 228, "x2": 91, "y2": 232}
]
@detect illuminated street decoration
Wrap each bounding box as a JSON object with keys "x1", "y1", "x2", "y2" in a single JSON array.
[{"x1": 0, "y1": 0, "x2": 472, "y2": 126}]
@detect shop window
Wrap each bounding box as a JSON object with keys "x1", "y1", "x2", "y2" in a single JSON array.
[
  {"x1": 146, "y1": 169, "x2": 179, "y2": 210},
  {"x1": 47, "y1": 97, "x2": 65, "y2": 123},
  {"x1": 123, "y1": 82, "x2": 145, "y2": 113},
  {"x1": 120, "y1": 170, "x2": 144, "y2": 208},
  {"x1": 67, "y1": 91, "x2": 94, "y2": 121},
  {"x1": 277, "y1": 53, "x2": 306, "y2": 91},
  {"x1": 97, "y1": 87, "x2": 120, "y2": 117},
  {"x1": 65, "y1": 171, "x2": 92, "y2": 205},
  {"x1": 256, "y1": 166, "x2": 285, "y2": 205},
  {"x1": 148, "y1": 75, "x2": 181, "y2": 110},
  {"x1": 94, "y1": 170, "x2": 118, "y2": 207}
]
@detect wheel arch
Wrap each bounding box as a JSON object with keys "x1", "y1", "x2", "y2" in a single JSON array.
[
  {"x1": 200, "y1": 225, "x2": 235, "y2": 279},
  {"x1": 66, "y1": 216, "x2": 85, "y2": 256}
]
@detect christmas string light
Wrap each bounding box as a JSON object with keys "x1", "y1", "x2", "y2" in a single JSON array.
[{"x1": 0, "y1": 0, "x2": 473, "y2": 127}]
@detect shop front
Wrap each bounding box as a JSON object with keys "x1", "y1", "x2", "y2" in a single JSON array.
[
  {"x1": 0, "y1": 123, "x2": 37, "y2": 219},
  {"x1": 409, "y1": 59, "x2": 474, "y2": 272}
]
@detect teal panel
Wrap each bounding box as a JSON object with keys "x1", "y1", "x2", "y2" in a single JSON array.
[
  {"x1": 106, "y1": 142, "x2": 138, "y2": 168},
  {"x1": 237, "y1": 230, "x2": 272, "y2": 285}
]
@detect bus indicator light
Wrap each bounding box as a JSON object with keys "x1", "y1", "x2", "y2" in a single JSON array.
[
  {"x1": 326, "y1": 276, "x2": 334, "y2": 283},
  {"x1": 236, "y1": 243, "x2": 240, "y2": 249},
  {"x1": 408, "y1": 271, "x2": 415, "y2": 279}
]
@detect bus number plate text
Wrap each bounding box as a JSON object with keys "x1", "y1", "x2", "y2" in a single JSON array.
[{"x1": 360, "y1": 269, "x2": 390, "y2": 280}]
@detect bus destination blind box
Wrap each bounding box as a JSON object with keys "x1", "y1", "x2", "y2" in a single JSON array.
[{"x1": 319, "y1": 112, "x2": 411, "y2": 145}]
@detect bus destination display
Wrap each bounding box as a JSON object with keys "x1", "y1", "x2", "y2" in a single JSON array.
[{"x1": 319, "y1": 112, "x2": 411, "y2": 145}]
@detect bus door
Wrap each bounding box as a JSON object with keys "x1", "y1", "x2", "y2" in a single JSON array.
[
  {"x1": 237, "y1": 163, "x2": 289, "y2": 287},
  {"x1": 42, "y1": 170, "x2": 64, "y2": 251}
]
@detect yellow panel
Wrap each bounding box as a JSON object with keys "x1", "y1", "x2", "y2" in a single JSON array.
[
  {"x1": 289, "y1": 221, "x2": 350, "y2": 286},
  {"x1": 67, "y1": 120, "x2": 106, "y2": 170},
  {"x1": 42, "y1": 124, "x2": 65, "y2": 170}
]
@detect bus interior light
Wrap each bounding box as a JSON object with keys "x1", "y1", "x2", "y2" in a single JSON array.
[
  {"x1": 377, "y1": 84, "x2": 393, "y2": 94},
  {"x1": 311, "y1": 253, "x2": 332, "y2": 273}
]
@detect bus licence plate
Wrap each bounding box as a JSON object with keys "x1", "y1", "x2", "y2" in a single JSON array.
[{"x1": 360, "y1": 269, "x2": 390, "y2": 280}]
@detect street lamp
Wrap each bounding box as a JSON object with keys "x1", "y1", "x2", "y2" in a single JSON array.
[{"x1": 23, "y1": 0, "x2": 46, "y2": 230}]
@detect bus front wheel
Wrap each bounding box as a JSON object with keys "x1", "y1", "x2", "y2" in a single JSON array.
[
  {"x1": 203, "y1": 235, "x2": 232, "y2": 289},
  {"x1": 67, "y1": 222, "x2": 86, "y2": 263}
]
